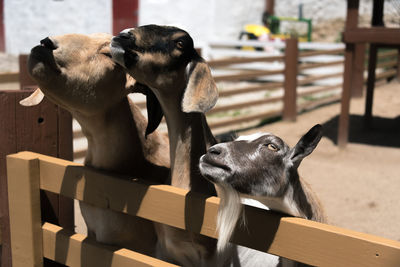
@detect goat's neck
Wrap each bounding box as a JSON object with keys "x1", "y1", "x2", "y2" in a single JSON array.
[
  {"x1": 73, "y1": 97, "x2": 157, "y2": 177},
  {"x1": 242, "y1": 177, "x2": 324, "y2": 222},
  {"x1": 160, "y1": 96, "x2": 216, "y2": 194}
]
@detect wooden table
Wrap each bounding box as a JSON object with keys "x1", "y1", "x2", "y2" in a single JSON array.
[{"x1": 338, "y1": 0, "x2": 400, "y2": 147}]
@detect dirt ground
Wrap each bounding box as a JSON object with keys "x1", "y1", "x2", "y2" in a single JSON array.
[{"x1": 239, "y1": 81, "x2": 400, "y2": 242}]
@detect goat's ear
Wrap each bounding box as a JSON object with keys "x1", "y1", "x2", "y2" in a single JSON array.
[
  {"x1": 290, "y1": 124, "x2": 322, "y2": 166},
  {"x1": 181, "y1": 56, "x2": 218, "y2": 113},
  {"x1": 125, "y1": 75, "x2": 164, "y2": 137},
  {"x1": 19, "y1": 88, "x2": 45, "y2": 106},
  {"x1": 136, "y1": 84, "x2": 164, "y2": 137},
  {"x1": 144, "y1": 88, "x2": 164, "y2": 137}
]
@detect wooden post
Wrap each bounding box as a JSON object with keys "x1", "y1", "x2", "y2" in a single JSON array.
[
  {"x1": 266, "y1": 0, "x2": 274, "y2": 15},
  {"x1": 364, "y1": 0, "x2": 385, "y2": 127},
  {"x1": 283, "y1": 38, "x2": 298, "y2": 121},
  {"x1": 0, "y1": 90, "x2": 73, "y2": 267},
  {"x1": 337, "y1": 0, "x2": 360, "y2": 148},
  {"x1": 0, "y1": 91, "x2": 16, "y2": 267},
  {"x1": 371, "y1": 0, "x2": 385, "y2": 27},
  {"x1": 364, "y1": 44, "x2": 378, "y2": 127},
  {"x1": 6, "y1": 153, "x2": 43, "y2": 267},
  {"x1": 351, "y1": 43, "x2": 366, "y2": 97}
]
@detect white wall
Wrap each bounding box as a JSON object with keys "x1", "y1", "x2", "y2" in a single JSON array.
[
  {"x1": 139, "y1": 0, "x2": 265, "y2": 48},
  {"x1": 4, "y1": 0, "x2": 112, "y2": 55}
]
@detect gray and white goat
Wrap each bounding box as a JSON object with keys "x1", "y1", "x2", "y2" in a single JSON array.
[{"x1": 199, "y1": 124, "x2": 326, "y2": 266}]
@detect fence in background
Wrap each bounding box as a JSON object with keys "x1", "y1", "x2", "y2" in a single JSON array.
[{"x1": 0, "y1": 41, "x2": 399, "y2": 161}]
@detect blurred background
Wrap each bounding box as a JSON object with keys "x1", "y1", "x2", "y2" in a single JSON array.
[{"x1": 1, "y1": 0, "x2": 400, "y2": 55}]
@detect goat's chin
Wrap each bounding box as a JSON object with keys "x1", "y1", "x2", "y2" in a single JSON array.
[
  {"x1": 215, "y1": 184, "x2": 242, "y2": 253},
  {"x1": 199, "y1": 158, "x2": 232, "y2": 183}
]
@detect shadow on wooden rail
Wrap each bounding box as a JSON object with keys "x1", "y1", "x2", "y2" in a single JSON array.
[{"x1": 6, "y1": 151, "x2": 400, "y2": 267}]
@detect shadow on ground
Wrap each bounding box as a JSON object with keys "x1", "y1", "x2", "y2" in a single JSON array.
[{"x1": 322, "y1": 115, "x2": 400, "y2": 148}]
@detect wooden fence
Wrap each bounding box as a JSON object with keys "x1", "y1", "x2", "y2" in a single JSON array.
[
  {"x1": 6, "y1": 151, "x2": 400, "y2": 266},
  {"x1": 0, "y1": 90, "x2": 74, "y2": 267}
]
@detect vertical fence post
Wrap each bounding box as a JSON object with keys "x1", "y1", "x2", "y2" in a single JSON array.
[
  {"x1": 283, "y1": 37, "x2": 298, "y2": 122},
  {"x1": 364, "y1": 44, "x2": 378, "y2": 127},
  {"x1": 6, "y1": 153, "x2": 42, "y2": 267},
  {"x1": 351, "y1": 43, "x2": 366, "y2": 97},
  {"x1": 0, "y1": 91, "x2": 16, "y2": 267}
]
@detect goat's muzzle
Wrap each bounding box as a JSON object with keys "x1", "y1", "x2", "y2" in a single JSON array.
[{"x1": 199, "y1": 145, "x2": 233, "y2": 183}]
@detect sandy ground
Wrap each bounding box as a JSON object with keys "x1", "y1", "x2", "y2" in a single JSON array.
[{"x1": 238, "y1": 81, "x2": 400, "y2": 242}]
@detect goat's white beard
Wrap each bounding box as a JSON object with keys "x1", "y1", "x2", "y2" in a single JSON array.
[{"x1": 216, "y1": 184, "x2": 243, "y2": 253}]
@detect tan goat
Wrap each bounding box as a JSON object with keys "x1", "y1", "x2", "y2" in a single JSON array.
[
  {"x1": 110, "y1": 25, "x2": 219, "y2": 266},
  {"x1": 23, "y1": 33, "x2": 170, "y2": 256}
]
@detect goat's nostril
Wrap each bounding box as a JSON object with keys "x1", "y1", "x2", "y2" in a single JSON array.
[
  {"x1": 40, "y1": 37, "x2": 57, "y2": 50},
  {"x1": 208, "y1": 146, "x2": 221, "y2": 155}
]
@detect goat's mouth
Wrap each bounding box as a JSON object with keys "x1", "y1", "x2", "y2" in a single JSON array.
[
  {"x1": 110, "y1": 37, "x2": 138, "y2": 69},
  {"x1": 199, "y1": 154, "x2": 232, "y2": 182}
]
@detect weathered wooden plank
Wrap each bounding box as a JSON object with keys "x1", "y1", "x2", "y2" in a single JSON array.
[
  {"x1": 0, "y1": 91, "x2": 16, "y2": 267},
  {"x1": 6, "y1": 153, "x2": 42, "y2": 267},
  {"x1": 42, "y1": 223, "x2": 177, "y2": 267},
  {"x1": 0, "y1": 72, "x2": 19, "y2": 83},
  {"x1": 343, "y1": 28, "x2": 400, "y2": 44},
  {"x1": 213, "y1": 69, "x2": 284, "y2": 82},
  {"x1": 208, "y1": 55, "x2": 284, "y2": 68},
  {"x1": 218, "y1": 82, "x2": 283, "y2": 97},
  {"x1": 298, "y1": 48, "x2": 344, "y2": 58},
  {"x1": 208, "y1": 95, "x2": 282, "y2": 115},
  {"x1": 298, "y1": 59, "x2": 344, "y2": 71}
]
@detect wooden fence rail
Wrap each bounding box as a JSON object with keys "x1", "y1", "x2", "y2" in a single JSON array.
[{"x1": 6, "y1": 151, "x2": 400, "y2": 267}]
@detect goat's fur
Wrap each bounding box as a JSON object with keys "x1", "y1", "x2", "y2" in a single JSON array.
[
  {"x1": 110, "y1": 25, "x2": 219, "y2": 266},
  {"x1": 199, "y1": 125, "x2": 326, "y2": 266},
  {"x1": 24, "y1": 33, "x2": 170, "y2": 255}
]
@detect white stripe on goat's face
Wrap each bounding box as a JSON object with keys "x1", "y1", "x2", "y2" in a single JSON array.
[{"x1": 199, "y1": 133, "x2": 291, "y2": 197}]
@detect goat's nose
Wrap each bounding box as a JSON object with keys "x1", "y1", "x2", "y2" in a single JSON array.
[
  {"x1": 40, "y1": 37, "x2": 57, "y2": 50},
  {"x1": 208, "y1": 145, "x2": 222, "y2": 156},
  {"x1": 118, "y1": 31, "x2": 133, "y2": 40}
]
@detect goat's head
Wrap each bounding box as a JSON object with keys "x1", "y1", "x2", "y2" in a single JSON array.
[
  {"x1": 24, "y1": 33, "x2": 136, "y2": 115},
  {"x1": 199, "y1": 125, "x2": 323, "y2": 197},
  {"x1": 199, "y1": 124, "x2": 322, "y2": 251},
  {"x1": 110, "y1": 25, "x2": 218, "y2": 128}
]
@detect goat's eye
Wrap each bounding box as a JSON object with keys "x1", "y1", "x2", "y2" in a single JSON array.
[
  {"x1": 266, "y1": 143, "x2": 278, "y2": 151},
  {"x1": 176, "y1": 40, "x2": 184, "y2": 49}
]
